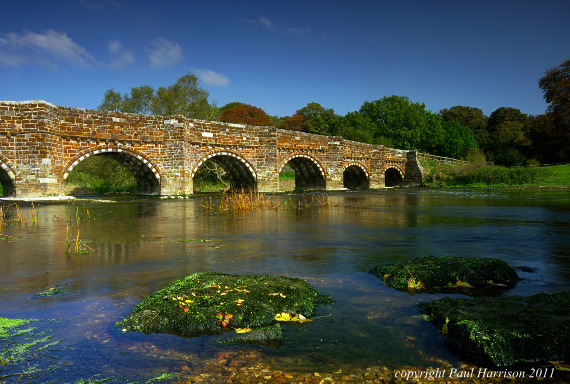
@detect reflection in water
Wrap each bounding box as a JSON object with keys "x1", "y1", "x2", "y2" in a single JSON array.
[{"x1": 0, "y1": 189, "x2": 569, "y2": 381}]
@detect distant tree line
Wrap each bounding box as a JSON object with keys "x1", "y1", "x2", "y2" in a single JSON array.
[{"x1": 99, "y1": 60, "x2": 569, "y2": 166}]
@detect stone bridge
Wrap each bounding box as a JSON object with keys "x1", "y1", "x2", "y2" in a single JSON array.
[{"x1": 0, "y1": 100, "x2": 423, "y2": 197}]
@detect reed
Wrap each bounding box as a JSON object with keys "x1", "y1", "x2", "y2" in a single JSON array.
[
  {"x1": 0, "y1": 203, "x2": 39, "y2": 228},
  {"x1": 201, "y1": 191, "x2": 340, "y2": 213},
  {"x1": 64, "y1": 205, "x2": 95, "y2": 257}
]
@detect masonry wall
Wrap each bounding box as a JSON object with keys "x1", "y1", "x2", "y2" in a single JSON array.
[{"x1": 0, "y1": 100, "x2": 412, "y2": 196}]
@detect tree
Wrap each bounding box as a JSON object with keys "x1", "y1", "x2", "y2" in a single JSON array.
[
  {"x1": 539, "y1": 59, "x2": 570, "y2": 124},
  {"x1": 151, "y1": 73, "x2": 211, "y2": 119},
  {"x1": 486, "y1": 107, "x2": 528, "y2": 143},
  {"x1": 98, "y1": 72, "x2": 213, "y2": 119},
  {"x1": 359, "y1": 95, "x2": 444, "y2": 151},
  {"x1": 219, "y1": 102, "x2": 243, "y2": 115},
  {"x1": 98, "y1": 89, "x2": 125, "y2": 112},
  {"x1": 529, "y1": 113, "x2": 568, "y2": 163},
  {"x1": 282, "y1": 113, "x2": 305, "y2": 132},
  {"x1": 282, "y1": 102, "x2": 340, "y2": 136},
  {"x1": 338, "y1": 112, "x2": 375, "y2": 144},
  {"x1": 270, "y1": 115, "x2": 285, "y2": 129},
  {"x1": 434, "y1": 121, "x2": 478, "y2": 159},
  {"x1": 484, "y1": 107, "x2": 530, "y2": 166},
  {"x1": 123, "y1": 85, "x2": 155, "y2": 114},
  {"x1": 536, "y1": 60, "x2": 570, "y2": 161},
  {"x1": 439, "y1": 106, "x2": 488, "y2": 146},
  {"x1": 298, "y1": 102, "x2": 339, "y2": 136},
  {"x1": 219, "y1": 103, "x2": 272, "y2": 126}
]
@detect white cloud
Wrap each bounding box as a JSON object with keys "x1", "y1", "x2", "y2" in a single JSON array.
[
  {"x1": 244, "y1": 16, "x2": 275, "y2": 31},
  {"x1": 195, "y1": 69, "x2": 230, "y2": 86},
  {"x1": 108, "y1": 39, "x2": 134, "y2": 69},
  {"x1": 0, "y1": 29, "x2": 95, "y2": 69},
  {"x1": 259, "y1": 17, "x2": 274, "y2": 30},
  {"x1": 146, "y1": 38, "x2": 182, "y2": 68}
]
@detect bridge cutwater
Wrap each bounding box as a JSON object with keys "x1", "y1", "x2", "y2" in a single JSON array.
[{"x1": 0, "y1": 100, "x2": 424, "y2": 197}]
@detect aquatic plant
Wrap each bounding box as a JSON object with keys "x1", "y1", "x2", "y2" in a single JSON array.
[
  {"x1": 200, "y1": 190, "x2": 340, "y2": 213},
  {"x1": 0, "y1": 202, "x2": 38, "y2": 228},
  {"x1": 64, "y1": 205, "x2": 95, "y2": 257}
]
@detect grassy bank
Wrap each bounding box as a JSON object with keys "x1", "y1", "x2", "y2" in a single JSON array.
[
  {"x1": 422, "y1": 163, "x2": 569, "y2": 188},
  {"x1": 64, "y1": 156, "x2": 137, "y2": 195}
]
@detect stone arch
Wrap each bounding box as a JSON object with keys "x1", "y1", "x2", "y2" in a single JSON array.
[
  {"x1": 279, "y1": 154, "x2": 326, "y2": 190},
  {"x1": 0, "y1": 156, "x2": 16, "y2": 197},
  {"x1": 343, "y1": 162, "x2": 369, "y2": 189},
  {"x1": 385, "y1": 166, "x2": 404, "y2": 187},
  {"x1": 192, "y1": 150, "x2": 257, "y2": 192},
  {"x1": 63, "y1": 147, "x2": 161, "y2": 195}
]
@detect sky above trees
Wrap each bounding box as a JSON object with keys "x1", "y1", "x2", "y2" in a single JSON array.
[{"x1": 1, "y1": 0, "x2": 569, "y2": 118}]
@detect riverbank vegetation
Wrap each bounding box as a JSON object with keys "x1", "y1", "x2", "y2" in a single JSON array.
[
  {"x1": 64, "y1": 156, "x2": 137, "y2": 195},
  {"x1": 98, "y1": 60, "x2": 569, "y2": 167},
  {"x1": 421, "y1": 160, "x2": 569, "y2": 188}
]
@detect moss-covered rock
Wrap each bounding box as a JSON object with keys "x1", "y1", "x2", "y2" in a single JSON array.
[
  {"x1": 117, "y1": 272, "x2": 332, "y2": 339},
  {"x1": 417, "y1": 291, "x2": 570, "y2": 367},
  {"x1": 222, "y1": 324, "x2": 283, "y2": 345},
  {"x1": 369, "y1": 256, "x2": 519, "y2": 293}
]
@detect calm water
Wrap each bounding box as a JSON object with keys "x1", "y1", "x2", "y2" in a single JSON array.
[{"x1": 1, "y1": 189, "x2": 569, "y2": 382}]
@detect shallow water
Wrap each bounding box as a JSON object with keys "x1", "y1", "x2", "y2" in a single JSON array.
[{"x1": 1, "y1": 189, "x2": 569, "y2": 382}]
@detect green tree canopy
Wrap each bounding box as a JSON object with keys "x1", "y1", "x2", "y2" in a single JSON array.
[
  {"x1": 359, "y1": 95, "x2": 444, "y2": 151},
  {"x1": 282, "y1": 102, "x2": 340, "y2": 136},
  {"x1": 298, "y1": 102, "x2": 340, "y2": 136},
  {"x1": 484, "y1": 107, "x2": 530, "y2": 166},
  {"x1": 98, "y1": 72, "x2": 213, "y2": 119},
  {"x1": 434, "y1": 121, "x2": 479, "y2": 159},
  {"x1": 486, "y1": 107, "x2": 529, "y2": 144},
  {"x1": 439, "y1": 105, "x2": 488, "y2": 146},
  {"x1": 338, "y1": 112, "x2": 375, "y2": 144}
]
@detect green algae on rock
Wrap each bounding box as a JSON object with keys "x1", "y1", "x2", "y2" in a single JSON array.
[
  {"x1": 417, "y1": 291, "x2": 570, "y2": 367},
  {"x1": 369, "y1": 256, "x2": 519, "y2": 293},
  {"x1": 117, "y1": 272, "x2": 333, "y2": 339}
]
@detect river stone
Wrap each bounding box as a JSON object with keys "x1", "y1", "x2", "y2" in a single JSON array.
[
  {"x1": 417, "y1": 291, "x2": 570, "y2": 367},
  {"x1": 222, "y1": 324, "x2": 283, "y2": 345},
  {"x1": 369, "y1": 256, "x2": 519, "y2": 293},
  {"x1": 117, "y1": 271, "x2": 332, "y2": 339}
]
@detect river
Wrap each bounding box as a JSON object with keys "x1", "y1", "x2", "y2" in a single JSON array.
[{"x1": 1, "y1": 189, "x2": 569, "y2": 383}]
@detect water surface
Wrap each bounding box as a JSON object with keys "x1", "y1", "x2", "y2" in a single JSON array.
[{"x1": 1, "y1": 189, "x2": 569, "y2": 382}]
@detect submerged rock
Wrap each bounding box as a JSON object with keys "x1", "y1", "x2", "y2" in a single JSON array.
[
  {"x1": 117, "y1": 271, "x2": 332, "y2": 340},
  {"x1": 417, "y1": 291, "x2": 570, "y2": 367},
  {"x1": 369, "y1": 256, "x2": 519, "y2": 293}
]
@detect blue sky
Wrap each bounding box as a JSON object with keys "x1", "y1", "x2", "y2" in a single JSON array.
[{"x1": 1, "y1": 0, "x2": 569, "y2": 118}]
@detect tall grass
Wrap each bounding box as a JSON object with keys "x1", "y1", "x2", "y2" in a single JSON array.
[
  {"x1": 65, "y1": 205, "x2": 95, "y2": 256},
  {"x1": 449, "y1": 166, "x2": 551, "y2": 186},
  {"x1": 0, "y1": 203, "x2": 38, "y2": 228},
  {"x1": 201, "y1": 190, "x2": 339, "y2": 213}
]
